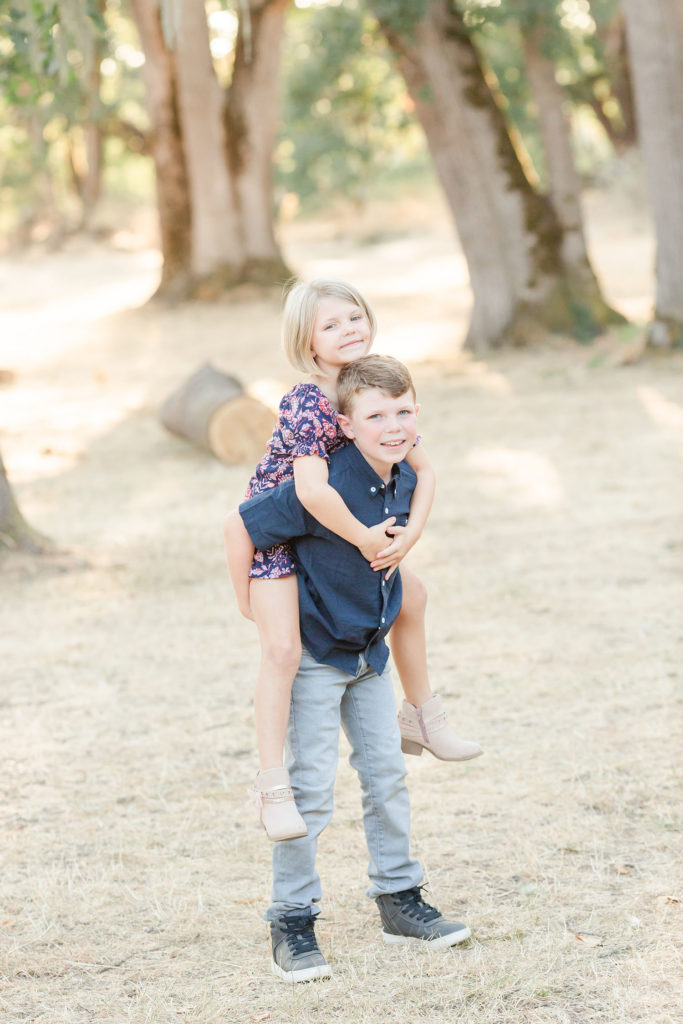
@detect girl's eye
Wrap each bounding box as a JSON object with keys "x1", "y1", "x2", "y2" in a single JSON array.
[{"x1": 398, "y1": 409, "x2": 413, "y2": 416}]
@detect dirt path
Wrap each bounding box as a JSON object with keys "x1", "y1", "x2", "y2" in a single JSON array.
[{"x1": 1, "y1": 194, "x2": 681, "y2": 1023}]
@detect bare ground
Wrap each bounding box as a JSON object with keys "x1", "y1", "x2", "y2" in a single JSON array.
[{"x1": 1, "y1": 189, "x2": 682, "y2": 1023}]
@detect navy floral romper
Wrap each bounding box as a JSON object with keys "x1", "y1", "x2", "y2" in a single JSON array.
[{"x1": 245, "y1": 382, "x2": 350, "y2": 579}]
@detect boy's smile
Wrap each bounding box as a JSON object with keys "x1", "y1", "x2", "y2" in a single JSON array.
[{"x1": 337, "y1": 388, "x2": 419, "y2": 481}]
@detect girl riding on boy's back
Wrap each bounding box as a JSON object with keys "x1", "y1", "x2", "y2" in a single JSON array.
[{"x1": 224, "y1": 278, "x2": 482, "y2": 842}]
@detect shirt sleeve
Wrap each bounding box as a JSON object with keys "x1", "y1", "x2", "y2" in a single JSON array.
[
  {"x1": 239, "y1": 480, "x2": 310, "y2": 550},
  {"x1": 281, "y1": 387, "x2": 339, "y2": 461}
]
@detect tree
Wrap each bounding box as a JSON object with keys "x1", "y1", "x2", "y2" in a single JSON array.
[
  {"x1": 0, "y1": 450, "x2": 50, "y2": 554},
  {"x1": 373, "y1": 0, "x2": 622, "y2": 350},
  {"x1": 128, "y1": 0, "x2": 291, "y2": 298},
  {"x1": 623, "y1": 0, "x2": 683, "y2": 348},
  {"x1": 0, "y1": 0, "x2": 106, "y2": 241}
]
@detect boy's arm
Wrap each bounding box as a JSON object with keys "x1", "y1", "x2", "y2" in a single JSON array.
[
  {"x1": 370, "y1": 444, "x2": 435, "y2": 575},
  {"x1": 293, "y1": 455, "x2": 396, "y2": 562},
  {"x1": 238, "y1": 479, "x2": 309, "y2": 551},
  {"x1": 223, "y1": 509, "x2": 256, "y2": 620}
]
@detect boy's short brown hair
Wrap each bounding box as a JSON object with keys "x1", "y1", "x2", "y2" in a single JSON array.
[{"x1": 336, "y1": 355, "x2": 416, "y2": 416}]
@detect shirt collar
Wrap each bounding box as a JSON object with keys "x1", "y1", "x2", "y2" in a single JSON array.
[{"x1": 345, "y1": 444, "x2": 402, "y2": 497}]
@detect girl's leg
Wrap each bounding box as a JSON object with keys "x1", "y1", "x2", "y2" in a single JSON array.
[
  {"x1": 251, "y1": 574, "x2": 302, "y2": 770},
  {"x1": 391, "y1": 566, "x2": 483, "y2": 762},
  {"x1": 223, "y1": 509, "x2": 256, "y2": 620},
  {"x1": 250, "y1": 575, "x2": 308, "y2": 841},
  {"x1": 389, "y1": 566, "x2": 432, "y2": 707}
]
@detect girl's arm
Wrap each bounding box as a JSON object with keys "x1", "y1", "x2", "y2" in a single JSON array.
[
  {"x1": 370, "y1": 444, "x2": 436, "y2": 576},
  {"x1": 293, "y1": 455, "x2": 395, "y2": 561},
  {"x1": 223, "y1": 509, "x2": 256, "y2": 620}
]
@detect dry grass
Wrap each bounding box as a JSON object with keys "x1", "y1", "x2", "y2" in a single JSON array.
[{"x1": 1, "y1": 191, "x2": 682, "y2": 1022}]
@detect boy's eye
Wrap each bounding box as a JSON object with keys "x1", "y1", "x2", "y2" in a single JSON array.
[{"x1": 398, "y1": 409, "x2": 413, "y2": 416}]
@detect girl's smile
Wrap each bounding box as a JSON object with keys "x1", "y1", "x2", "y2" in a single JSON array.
[{"x1": 310, "y1": 296, "x2": 372, "y2": 377}]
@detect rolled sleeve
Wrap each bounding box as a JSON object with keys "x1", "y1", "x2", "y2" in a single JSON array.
[{"x1": 239, "y1": 480, "x2": 309, "y2": 550}]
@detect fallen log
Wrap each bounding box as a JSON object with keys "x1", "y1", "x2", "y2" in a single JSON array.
[{"x1": 160, "y1": 363, "x2": 276, "y2": 464}]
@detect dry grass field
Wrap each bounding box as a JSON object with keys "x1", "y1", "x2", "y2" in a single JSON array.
[{"x1": 1, "y1": 187, "x2": 681, "y2": 1023}]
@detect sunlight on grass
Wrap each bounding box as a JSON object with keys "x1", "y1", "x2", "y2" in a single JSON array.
[
  {"x1": 637, "y1": 386, "x2": 683, "y2": 432},
  {"x1": 465, "y1": 447, "x2": 564, "y2": 508}
]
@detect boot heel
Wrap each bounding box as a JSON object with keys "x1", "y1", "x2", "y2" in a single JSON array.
[{"x1": 401, "y1": 738, "x2": 423, "y2": 756}]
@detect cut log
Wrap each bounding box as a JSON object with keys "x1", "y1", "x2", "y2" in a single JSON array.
[{"x1": 160, "y1": 362, "x2": 276, "y2": 464}]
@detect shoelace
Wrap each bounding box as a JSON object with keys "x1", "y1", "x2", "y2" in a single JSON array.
[
  {"x1": 392, "y1": 887, "x2": 442, "y2": 923},
  {"x1": 281, "y1": 914, "x2": 319, "y2": 956}
]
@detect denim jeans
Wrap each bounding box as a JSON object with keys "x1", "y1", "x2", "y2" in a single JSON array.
[{"x1": 266, "y1": 649, "x2": 423, "y2": 920}]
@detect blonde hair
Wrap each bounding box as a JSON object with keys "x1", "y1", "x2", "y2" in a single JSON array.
[
  {"x1": 282, "y1": 278, "x2": 378, "y2": 375},
  {"x1": 336, "y1": 354, "x2": 416, "y2": 416}
]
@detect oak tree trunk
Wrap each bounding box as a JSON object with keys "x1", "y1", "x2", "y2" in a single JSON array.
[
  {"x1": 376, "y1": 0, "x2": 621, "y2": 350},
  {"x1": 522, "y1": 24, "x2": 621, "y2": 330},
  {"x1": 129, "y1": 0, "x2": 193, "y2": 297},
  {"x1": 174, "y1": 0, "x2": 245, "y2": 282},
  {"x1": 624, "y1": 0, "x2": 683, "y2": 347},
  {"x1": 226, "y1": 0, "x2": 292, "y2": 281},
  {"x1": 0, "y1": 451, "x2": 50, "y2": 554}
]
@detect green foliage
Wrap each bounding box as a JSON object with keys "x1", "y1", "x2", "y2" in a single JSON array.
[
  {"x1": 0, "y1": 0, "x2": 104, "y2": 106},
  {"x1": 278, "y1": 0, "x2": 430, "y2": 209},
  {"x1": 459, "y1": 0, "x2": 629, "y2": 181}
]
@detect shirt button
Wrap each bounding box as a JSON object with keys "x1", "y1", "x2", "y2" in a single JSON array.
[
  {"x1": 370, "y1": 486, "x2": 376, "y2": 493},
  {"x1": 381, "y1": 617, "x2": 386, "y2": 624},
  {"x1": 384, "y1": 508, "x2": 389, "y2": 514}
]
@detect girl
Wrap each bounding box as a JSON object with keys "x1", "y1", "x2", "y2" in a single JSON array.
[{"x1": 224, "y1": 279, "x2": 481, "y2": 842}]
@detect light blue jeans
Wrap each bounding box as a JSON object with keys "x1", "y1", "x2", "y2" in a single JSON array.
[{"x1": 266, "y1": 649, "x2": 423, "y2": 920}]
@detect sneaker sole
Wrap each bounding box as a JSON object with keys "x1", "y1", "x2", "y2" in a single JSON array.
[
  {"x1": 271, "y1": 960, "x2": 332, "y2": 983},
  {"x1": 382, "y1": 924, "x2": 471, "y2": 949}
]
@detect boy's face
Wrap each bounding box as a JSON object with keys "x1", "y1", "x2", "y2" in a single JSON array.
[{"x1": 337, "y1": 388, "x2": 419, "y2": 480}]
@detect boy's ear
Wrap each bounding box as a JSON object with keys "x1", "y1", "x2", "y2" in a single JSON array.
[{"x1": 337, "y1": 413, "x2": 355, "y2": 440}]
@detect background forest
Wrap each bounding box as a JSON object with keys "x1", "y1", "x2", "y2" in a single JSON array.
[{"x1": 1, "y1": 3, "x2": 682, "y2": 1023}]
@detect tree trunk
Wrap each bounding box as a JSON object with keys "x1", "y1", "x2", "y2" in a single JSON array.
[
  {"x1": 226, "y1": 0, "x2": 292, "y2": 281},
  {"x1": 522, "y1": 23, "x2": 620, "y2": 329},
  {"x1": 130, "y1": 0, "x2": 290, "y2": 297},
  {"x1": 376, "y1": 0, "x2": 621, "y2": 350},
  {"x1": 174, "y1": 0, "x2": 246, "y2": 283},
  {"x1": 129, "y1": 0, "x2": 193, "y2": 298},
  {"x1": 623, "y1": 0, "x2": 683, "y2": 347},
  {"x1": 0, "y1": 451, "x2": 50, "y2": 554}
]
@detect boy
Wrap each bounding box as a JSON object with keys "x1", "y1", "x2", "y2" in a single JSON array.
[{"x1": 234, "y1": 355, "x2": 471, "y2": 982}]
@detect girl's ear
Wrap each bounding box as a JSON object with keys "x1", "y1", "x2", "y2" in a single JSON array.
[{"x1": 337, "y1": 414, "x2": 355, "y2": 440}]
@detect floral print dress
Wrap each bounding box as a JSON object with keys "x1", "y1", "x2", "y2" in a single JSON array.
[{"x1": 245, "y1": 382, "x2": 350, "y2": 578}]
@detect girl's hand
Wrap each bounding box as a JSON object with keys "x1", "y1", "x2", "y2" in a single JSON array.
[
  {"x1": 370, "y1": 524, "x2": 418, "y2": 578},
  {"x1": 358, "y1": 518, "x2": 396, "y2": 561}
]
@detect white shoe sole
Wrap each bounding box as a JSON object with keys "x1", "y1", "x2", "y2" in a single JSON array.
[
  {"x1": 382, "y1": 924, "x2": 471, "y2": 949},
  {"x1": 271, "y1": 960, "x2": 332, "y2": 983}
]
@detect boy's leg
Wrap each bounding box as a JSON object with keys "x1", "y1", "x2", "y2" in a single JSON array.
[
  {"x1": 339, "y1": 661, "x2": 423, "y2": 898},
  {"x1": 341, "y1": 661, "x2": 472, "y2": 949},
  {"x1": 267, "y1": 650, "x2": 349, "y2": 920}
]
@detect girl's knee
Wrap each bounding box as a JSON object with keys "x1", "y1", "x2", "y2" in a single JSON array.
[
  {"x1": 400, "y1": 571, "x2": 427, "y2": 618},
  {"x1": 262, "y1": 636, "x2": 302, "y2": 673}
]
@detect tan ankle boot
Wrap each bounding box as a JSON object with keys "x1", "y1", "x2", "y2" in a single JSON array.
[
  {"x1": 251, "y1": 767, "x2": 308, "y2": 842},
  {"x1": 398, "y1": 695, "x2": 483, "y2": 761}
]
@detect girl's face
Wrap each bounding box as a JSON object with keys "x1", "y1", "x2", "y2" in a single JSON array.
[{"x1": 310, "y1": 296, "x2": 372, "y2": 377}]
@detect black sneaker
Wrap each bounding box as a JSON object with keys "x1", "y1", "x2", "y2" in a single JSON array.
[
  {"x1": 270, "y1": 909, "x2": 332, "y2": 983},
  {"x1": 376, "y1": 887, "x2": 471, "y2": 949}
]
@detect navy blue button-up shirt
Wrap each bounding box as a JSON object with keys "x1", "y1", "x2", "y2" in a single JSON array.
[{"x1": 239, "y1": 442, "x2": 417, "y2": 676}]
